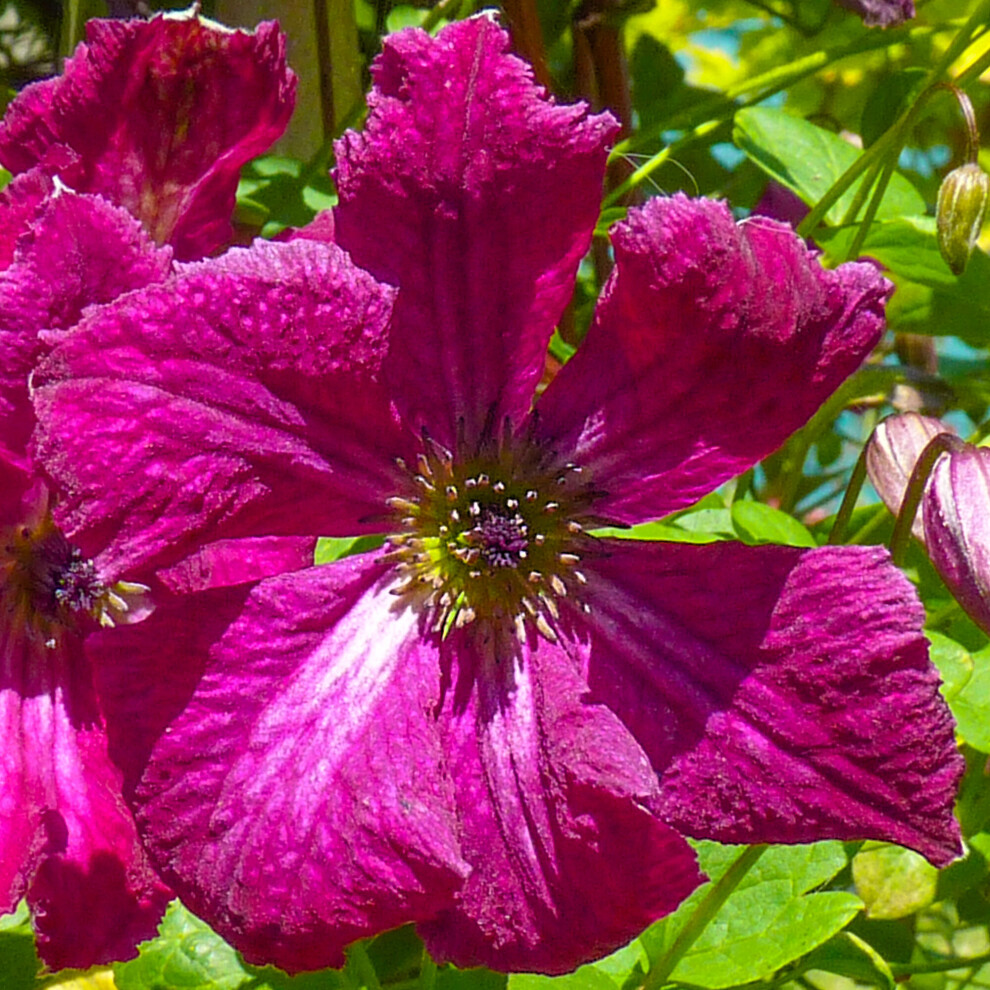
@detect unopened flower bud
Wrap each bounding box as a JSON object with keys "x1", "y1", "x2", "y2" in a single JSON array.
[
  {"x1": 866, "y1": 412, "x2": 953, "y2": 545},
  {"x1": 936, "y1": 162, "x2": 990, "y2": 275},
  {"x1": 924, "y1": 445, "x2": 990, "y2": 635}
]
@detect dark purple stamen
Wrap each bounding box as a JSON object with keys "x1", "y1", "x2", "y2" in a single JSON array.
[{"x1": 474, "y1": 507, "x2": 528, "y2": 569}]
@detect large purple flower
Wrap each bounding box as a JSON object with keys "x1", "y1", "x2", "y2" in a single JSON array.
[
  {"x1": 0, "y1": 190, "x2": 174, "y2": 968},
  {"x1": 33, "y1": 16, "x2": 961, "y2": 976},
  {"x1": 0, "y1": 10, "x2": 296, "y2": 260}
]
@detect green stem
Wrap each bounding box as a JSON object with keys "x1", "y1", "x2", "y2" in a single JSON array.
[
  {"x1": 844, "y1": 154, "x2": 897, "y2": 260},
  {"x1": 828, "y1": 445, "x2": 870, "y2": 545},
  {"x1": 642, "y1": 845, "x2": 767, "y2": 990},
  {"x1": 892, "y1": 951, "x2": 990, "y2": 976},
  {"x1": 889, "y1": 433, "x2": 966, "y2": 566},
  {"x1": 606, "y1": 26, "x2": 940, "y2": 206},
  {"x1": 419, "y1": 949, "x2": 438, "y2": 990},
  {"x1": 346, "y1": 941, "x2": 383, "y2": 990}
]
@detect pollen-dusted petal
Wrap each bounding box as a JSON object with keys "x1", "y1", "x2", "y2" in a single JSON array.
[
  {"x1": 0, "y1": 14, "x2": 296, "y2": 260},
  {"x1": 419, "y1": 627, "x2": 701, "y2": 974},
  {"x1": 33, "y1": 238, "x2": 410, "y2": 579},
  {"x1": 535, "y1": 196, "x2": 890, "y2": 523},
  {"x1": 867, "y1": 412, "x2": 952, "y2": 544},
  {"x1": 0, "y1": 628, "x2": 170, "y2": 969},
  {"x1": 924, "y1": 445, "x2": 990, "y2": 636},
  {"x1": 93, "y1": 555, "x2": 468, "y2": 973},
  {"x1": 1, "y1": 191, "x2": 171, "y2": 466},
  {"x1": 334, "y1": 15, "x2": 617, "y2": 446},
  {"x1": 0, "y1": 168, "x2": 52, "y2": 270},
  {"x1": 580, "y1": 539, "x2": 962, "y2": 866}
]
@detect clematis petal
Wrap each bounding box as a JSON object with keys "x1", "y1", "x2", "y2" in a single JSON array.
[
  {"x1": 1, "y1": 190, "x2": 171, "y2": 464},
  {"x1": 866, "y1": 412, "x2": 952, "y2": 544},
  {"x1": 33, "y1": 238, "x2": 410, "y2": 579},
  {"x1": 155, "y1": 536, "x2": 319, "y2": 594},
  {"x1": 0, "y1": 13, "x2": 296, "y2": 260},
  {"x1": 334, "y1": 15, "x2": 617, "y2": 447},
  {"x1": 579, "y1": 539, "x2": 962, "y2": 866},
  {"x1": 924, "y1": 445, "x2": 990, "y2": 635},
  {"x1": 420, "y1": 627, "x2": 701, "y2": 974},
  {"x1": 535, "y1": 196, "x2": 890, "y2": 524},
  {"x1": 92, "y1": 556, "x2": 468, "y2": 973},
  {"x1": 0, "y1": 627, "x2": 169, "y2": 969},
  {"x1": 0, "y1": 169, "x2": 52, "y2": 270}
]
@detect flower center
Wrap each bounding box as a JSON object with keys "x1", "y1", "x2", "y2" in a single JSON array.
[
  {"x1": 1, "y1": 515, "x2": 150, "y2": 643},
  {"x1": 385, "y1": 430, "x2": 598, "y2": 640}
]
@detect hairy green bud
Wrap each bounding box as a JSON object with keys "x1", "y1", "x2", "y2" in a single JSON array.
[{"x1": 936, "y1": 162, "x2": 990, "y2": 275}]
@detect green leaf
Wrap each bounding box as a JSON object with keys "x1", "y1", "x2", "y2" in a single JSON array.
[
  {"x1": 315, "y1": 534, "x2": 385, "y2": 565},
  {"x1": 730, "y1": 501, "x2": 818, "y2": 548},
  {"x1": 733, "y1": 107, "x2": 925, "y2": 225},
  {"x1": 852, "y1": 843, "x2": 938, "y2": 920},
  {"x1": 802, "y1": 931, "x2": 895, "y2": 989},
  {"x1": 113, "y1": 902, "x2": 342, "y2": 990},
  {"x1": 508, "y1": 966, "x2": 622, "y2": 990},
  {"x1": 939, "y1": 642, "x2": 990, "y2": 753},
  {"x1": 0, "y1": 902, "x2": 41, "y2": 990},
  {"x1": 640, "y1": 842, "x2": 862, "y2": 989},
  {"x1": 818, "y1": 216, "x2": 955, "y2": 288}
]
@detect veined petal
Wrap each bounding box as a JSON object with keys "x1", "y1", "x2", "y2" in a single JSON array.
[
  {"x1": 334, "y1": 15, "x2": 617, "y2": 447},
  {"x1": 420, "y1": 626, "x2": 701, "y2": 975},
  {"x1": 93, "y1": 556, "x2": 468, "y2": 973},
  {"x1": 155, "y1": 536, "x2": 318, "y2": 594},
  {"x1": 33, "y1": 238, "x2": 410, "y2": 579},
  {"x1": 866, "y1": 412, "x2": 952, "y2": 544},
  {"x1": 0, "y1": 14, "x2": 296, "y2": 260},
  {"x1": 0, "y1": 624, "x2": 169, "y2": 969},
  {"x1": 924, "y1": 446, "x2": 990, "y2": 635},
  {"x1": 580, "y1": 539, "x2": 962, "y2": 866},
  {"x1": 536, "y1": 196, "x2": 890, "y2": 523},
  {"x1": 0, "y1": 190, "x2": 171, "y2": 466}
]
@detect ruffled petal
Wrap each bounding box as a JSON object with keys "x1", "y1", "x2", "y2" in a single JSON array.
[
  {"x1": 535, "y1": 196, "x2": 890, "y2": 523},
  {"x1": 32, "y1": 238, "x2": 410, "y2": 579},
  {"x1": 0, "y1": 622, "x2": 169, "y2": 969},
  {"x1": 334, "y1": 15, "x2": 617, "y2": 446},
  {"x1": 93, "y1": 557, "x2": 468, "y2": 973},
  {"x1": 420, "y1": 626, "x2": 701, "y2": 974},
  {"x1": 0, "y1": 13, "x2": 296, "y2": 259},
  {"x1": 1, "y1": 191, "x2": 171, "y2": 463},
  {"x1": 579, "y1": 539, "x2": 962, "y2": 866},
  {"x1": 924, "y1": 445, "x2": 990, "y2": 635},
  {"x1": 0, "y1": 168, "x2": 52, "y2": 270},
  {"x1": 866, "y1": 412, "x2": 952, "y2": 544}
]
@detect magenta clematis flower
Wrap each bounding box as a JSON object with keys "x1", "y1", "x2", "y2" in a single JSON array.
[
  {"x1": 0, "y1": 10, "x2": 296, "y2": 260},
  {"x1": 33, "y1": 16, "x2": 961, "y2": 975},
  {"x1": 1, "y1": 190, "x2": 174, "y2": 968}
]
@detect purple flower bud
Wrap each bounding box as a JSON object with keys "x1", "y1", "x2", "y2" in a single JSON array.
[
  {"x1": 925, "y1": 445, "x2": 990, "y2": 635},
  {"x1": 937, "y1": 162, "x2": 990, "y2": 275},
  {"x1": 866, "y1": 412, "x2": 954, "y2": 545}
]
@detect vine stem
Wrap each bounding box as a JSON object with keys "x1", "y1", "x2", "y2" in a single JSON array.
[
  {"x1": 892, "y1": 950, "x2": 990, "y2": 976},
  {"x1": 641, "y1": 845, "x2": 768, "y2": 990},
  {"x1": 888, "y1": 433, "x2": 966, "y2": 566},
  {"x1": 797, "y1": 0, "x2": 990, "y2": 240},
  {"x1": 604, "y1": 25, "x2": 941, "y2": 207}
]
